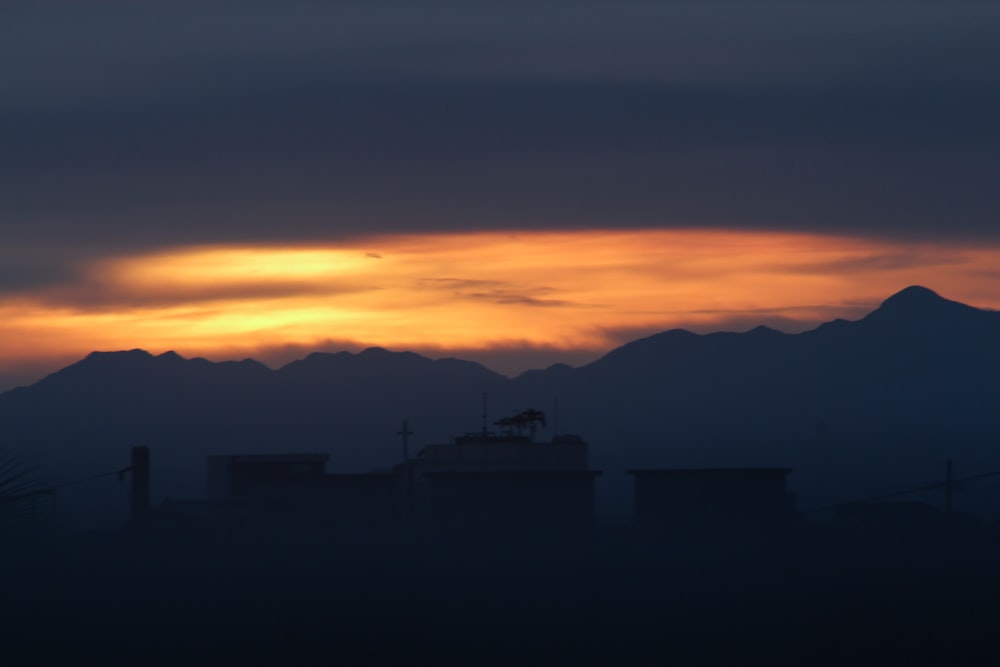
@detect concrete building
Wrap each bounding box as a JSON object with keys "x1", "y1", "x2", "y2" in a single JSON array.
[
  {"x1": 207, "y1": 453, "x2": 329, "y2": 502},
  {"x1": 198, "y1": 426, "x2": 600, "y2": 541},
  {"x1": 426, "y1": 469, "x2": 601, "y2": 539},
  {"x1": 411, "y1": 432, "x2": 599, "y2": 539},
  {"x1": 206, "y1": 453, "x2": 400, "y2": 531},
  {"x1": 416, "y1": 433, "x2": 589, "y2": 474}
]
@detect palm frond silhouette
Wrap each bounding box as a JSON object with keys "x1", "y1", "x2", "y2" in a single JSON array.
[{"x1": 0, "y1": 450, "x2": 50, "y2": 528}]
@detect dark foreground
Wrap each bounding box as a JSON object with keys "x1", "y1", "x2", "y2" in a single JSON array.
[{"x1": 4, "y1": 523, "x2": 1000, "y2": 666}]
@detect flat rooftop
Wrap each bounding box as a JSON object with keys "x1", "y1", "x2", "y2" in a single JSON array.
[
  {"x1": 424, "y1": 470, "x2": 602, "y2": 479},
  {"x1": 208, "y1": 454, "x2": 330, "y2": 463}
]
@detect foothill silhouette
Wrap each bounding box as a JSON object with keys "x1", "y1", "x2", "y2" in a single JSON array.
[{"x1": 4, "y1": 285, "x2": 1000, "y2": 664}]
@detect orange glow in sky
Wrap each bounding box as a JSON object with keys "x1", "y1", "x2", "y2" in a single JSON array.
[{"x1": 3, "y1": 229, "x2": 1000, "y2": 383}]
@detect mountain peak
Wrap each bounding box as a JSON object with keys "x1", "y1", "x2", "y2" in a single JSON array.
[
  {"x1": 746, "y1": 325, "x2": 783, "y2": 336},
  {"x1": 81, "y1": 349, "x2": 154, "y2": 365},
  {"x1": 879, "y1": 285, "x2": 945, "y2": 310},
  {"x1": 862, "y1": 286, "x2": 985, "y2": 331}
]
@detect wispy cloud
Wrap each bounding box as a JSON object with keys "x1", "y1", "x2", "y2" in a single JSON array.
[
  {"x1": 419, "y1": 278, "x2": 583, "y2": 308},
  {"x1": 2, "y1": 229, "x2": 1000, "y2": 390}
]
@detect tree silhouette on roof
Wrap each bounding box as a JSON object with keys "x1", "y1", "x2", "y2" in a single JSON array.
[{"x1": 494, "y1": 408, "x2": 546, "y2": 441}]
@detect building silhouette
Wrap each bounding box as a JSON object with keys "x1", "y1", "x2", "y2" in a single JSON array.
[
  {"x1": 408, "y1": 429, "x2": 599, "y2": 541},
  {"x1": 205, "y1": 453, "x2": 400, "y2": 534}
]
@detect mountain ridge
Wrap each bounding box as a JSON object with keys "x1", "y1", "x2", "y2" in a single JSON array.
[
  {"x1": 5, "y1": 285, "x2": 1000, "y2": 526},
  {"x1": 10, "y1": 285, "x2": 993, "y2": 394}
]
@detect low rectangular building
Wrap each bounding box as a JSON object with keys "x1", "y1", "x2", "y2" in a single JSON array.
[
  {"x1": 207, "y1": 453, "x2": 329, "y2": 502},
  {"x1": 425, "y1": 469, "x2": 601, "y2": 540},
  {"x1": 206, "y1": 454, "x2": 401, "y2": 532}
]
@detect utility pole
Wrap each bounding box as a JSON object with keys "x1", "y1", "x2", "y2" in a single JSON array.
[
  {"x1": 398, "y1": 419, "x2": 413, "y2": 464},
  {"x1": 481, "y1": 392, "x2": 489, "y2": 439},
  {"x1": 553, "y1": 398, "x2": 560, "y2": 436},
  {"x1": 398, "y1": 419, "x2": 415, "y2": 521}
]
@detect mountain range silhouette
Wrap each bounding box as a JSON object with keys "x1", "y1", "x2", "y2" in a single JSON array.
[{"x1": 5, "y1": 285, "x2": 1000, "y2": 525}]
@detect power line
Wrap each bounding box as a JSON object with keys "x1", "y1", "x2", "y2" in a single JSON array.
[
  {"x1": 804, "y1": 468, "x2": 1000, "y2": 514},
  {"x1": 52, "y1": 467, "x2": 131, "y2": 489}
]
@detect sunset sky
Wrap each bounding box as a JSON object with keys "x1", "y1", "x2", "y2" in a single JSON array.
[{"x1": 2, "y1": 2, "x2": 999, "y2": 390}]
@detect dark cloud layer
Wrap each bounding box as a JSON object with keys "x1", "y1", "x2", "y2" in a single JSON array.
[{"x1": 3, "y1": 1, "x2": 999, "y2": 258}]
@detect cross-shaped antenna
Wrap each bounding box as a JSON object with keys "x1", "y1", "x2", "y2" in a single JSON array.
[
  {"x1": 398, "y1": 419, "x2": 416, "y2": 511},
  {"x1": 397, "y1": 419, "x2": 414, "y2": 463}
]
